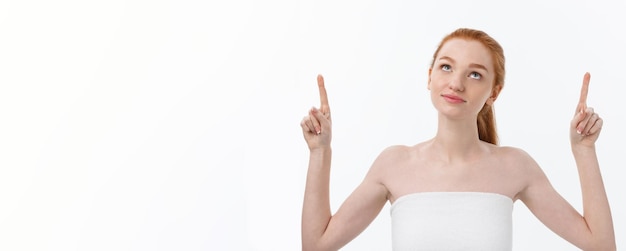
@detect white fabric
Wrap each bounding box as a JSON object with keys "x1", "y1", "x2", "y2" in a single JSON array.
[{"x1": 390, "y1": 192, "x2": 513, "y2": 251}]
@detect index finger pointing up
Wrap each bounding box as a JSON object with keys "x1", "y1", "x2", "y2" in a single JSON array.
[
  {"x1": 317, "y1": 74, "x2": 330, "y2": 113},
  {"x1": 577, "y1": 72, "x2": 590, "y2": 112}
]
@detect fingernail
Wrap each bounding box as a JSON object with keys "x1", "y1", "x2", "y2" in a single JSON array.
[{"x1": 577, "y1": 129, "x2": 582, "y2": 134}]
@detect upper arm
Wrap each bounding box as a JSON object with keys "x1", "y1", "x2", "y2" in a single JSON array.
[
  {"x1": 517, "y1": 150, "x2": 591, "y2": 249},
  {"x1": 318, "y1": 147, "x2": 397, "y2": 250}
]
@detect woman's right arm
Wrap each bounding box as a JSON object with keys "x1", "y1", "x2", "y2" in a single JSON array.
[{"x1": 300, "y1": 75, "x2": 389, "y2": 251}]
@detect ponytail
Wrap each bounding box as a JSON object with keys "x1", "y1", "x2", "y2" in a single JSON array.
[{"x1": 477, "y1": 104, "x2": 497, "y2": 145}]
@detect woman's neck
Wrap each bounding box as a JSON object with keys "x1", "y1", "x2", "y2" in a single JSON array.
[{"x1": 430, "y1": 115, "x2": 486, "y2": 163}]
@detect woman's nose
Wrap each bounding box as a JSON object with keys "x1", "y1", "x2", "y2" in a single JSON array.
[{"x1": 448, "y1": 74, "x2": 465, "y2": 92}]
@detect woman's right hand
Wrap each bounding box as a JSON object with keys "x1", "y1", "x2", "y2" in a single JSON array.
[{"x1": 300, "y1": 74, "x2": 332, "y2": 151}]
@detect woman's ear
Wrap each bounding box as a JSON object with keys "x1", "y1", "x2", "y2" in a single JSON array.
[
  {"x1": 486, "y1": 84, "x2": 503, "y2": 105},
  {"x1": 427, "y1": 68, "x2": 432, "y2": 90}
]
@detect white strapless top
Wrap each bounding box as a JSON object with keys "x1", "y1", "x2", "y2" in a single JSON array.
[{"x1": 390, "y1": 192, "x2": 513, "y2": 251}]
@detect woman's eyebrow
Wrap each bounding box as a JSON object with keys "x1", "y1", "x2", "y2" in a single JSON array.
[
  {"x1": 438, "y1": 56, "x2": 455, "y2": 63},
  {"x1": 469, "y1": 63, "x2": 489, "y2": 73}
]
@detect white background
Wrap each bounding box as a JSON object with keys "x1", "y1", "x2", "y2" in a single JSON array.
[{"x1": 0, "y1": 0, "x2": 624, "y2": 250}]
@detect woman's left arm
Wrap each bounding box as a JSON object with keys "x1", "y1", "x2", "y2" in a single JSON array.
[
  {"x1": 568, "y1": 72, "x2": 615, "y2": 249},
  {"x1": 520, "y1": 72, "x2": 615, "y2": 251}
]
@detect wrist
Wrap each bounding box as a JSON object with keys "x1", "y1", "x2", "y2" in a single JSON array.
[
  {"x1": 310, "y1": 147, "x2": 332, "y2": 156},
  {"x1": 571, "y1": 144, "x2": 596, "y2": 155}
]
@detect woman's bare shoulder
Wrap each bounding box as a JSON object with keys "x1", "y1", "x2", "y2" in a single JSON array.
[
  {"x1": 492, "y1": 145, "x2": 535, "y2": 161},
  {"x1": 368, "y1": 142, "x2": 432, "y2": 172},
  {"x1": 374, "y1": 144, "x2": 411, "y2": 163},
  {"x1": 376, "y1": 141, "x2": 431, "y2": 161},
  {"x1": 364, "y1": 144, "x2": 424, "y2": 187},
  {"x1": 491, "y1": 144, "x2": 543, "y2": 174}
]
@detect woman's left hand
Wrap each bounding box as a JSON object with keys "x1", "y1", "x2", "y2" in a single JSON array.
[{"x1": 570, "y1": 72, "x2": 603, "y2": 148}]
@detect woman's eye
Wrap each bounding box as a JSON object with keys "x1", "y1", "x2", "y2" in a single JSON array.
[
  {"x1": 469, "y1": 72, "x2": 482, "y2": 80},
  {"x1": 441, "y1": 64, "x2": 451, "y2": 71}
]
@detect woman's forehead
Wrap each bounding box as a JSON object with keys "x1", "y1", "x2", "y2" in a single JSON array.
[{"x1": 436, "y1": 38, "x2": 493, "y2": 69}]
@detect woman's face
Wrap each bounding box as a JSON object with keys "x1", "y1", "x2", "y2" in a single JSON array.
[{"x1": 428, "y1": 38, "x2": 496, "y2": 119}]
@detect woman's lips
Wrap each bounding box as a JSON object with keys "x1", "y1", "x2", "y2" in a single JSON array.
[{"x1": 441, "y1": 94, "x2": 466, "y2": 103}]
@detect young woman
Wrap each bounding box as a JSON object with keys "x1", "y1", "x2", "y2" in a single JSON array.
[{"x1": 300, "y1": 28, "x2": 615, "y2": 250}]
